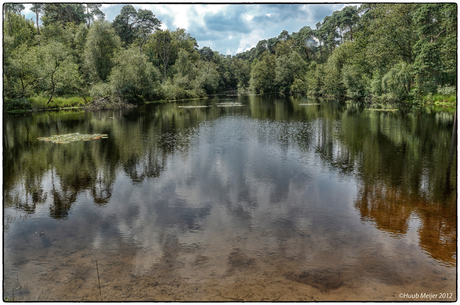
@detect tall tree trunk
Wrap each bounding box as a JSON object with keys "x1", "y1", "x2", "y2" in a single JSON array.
[
  {"x1": 47, "y1": 71, "x2": 56, "y2": 104},
  {"x1": 87, "y1": 6, "x2": 90, "y2": 28},
  {"x1": 35, "y1": 11, "x2": 40, "y2": 35}
]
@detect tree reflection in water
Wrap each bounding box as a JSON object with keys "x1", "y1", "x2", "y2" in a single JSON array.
[{"x1": 3, "y1": 95, "x2": 456, "y2": 267}]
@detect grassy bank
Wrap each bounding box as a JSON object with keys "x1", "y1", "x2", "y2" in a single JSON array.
[
  {"x1": 402, "y1": 93, "x2": 457, "y2": 112},
  {"x1": 4, "y1": 95, "x2": 212, "y2": 113},
  {"x1": 4, "y1": 96, "x2": 92, "y2": 113},
  {"x1": 4, "y1": 93, "x2": 456, "y2": 114}
]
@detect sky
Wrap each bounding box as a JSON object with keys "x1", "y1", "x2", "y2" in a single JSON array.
[{"x1": 22, "y1": 3, "x2": 354, "y2": 56}]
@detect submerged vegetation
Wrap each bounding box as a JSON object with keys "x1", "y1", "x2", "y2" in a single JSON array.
[{"x1": 3, "y1": 3, "x2": 457, "y2": 112}]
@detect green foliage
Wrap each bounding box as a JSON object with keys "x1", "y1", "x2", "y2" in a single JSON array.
[
  {"x1": 159, "y1": 79, "x2": 205, "y2": 101},
  {"x1": 250, "y1": 53, "x2": 276, "y2": 93},
  {"x1": 108, "y1": 48, "x2": 161, "y2": 102},
  {"x1": 275, "y1": 51, "x2": 307, "y2": 92},
  {"x1": 381, "y1": 61, "x2": 412, "y2": 101},
  {"x1": 2, "y1": 3, "x2": 457, "y2": 108},
  {"x1": 437, "y1": 85, "x2": 456, "y2": 96},
  {"x1": 370, "y1": 72, "x2": 383, "y2": 98},
  {"x1": 3, "y1": 12, "x2": 36, "y2": 48},
  {"x1": 42, "y1": 4, "x2": 86, "y2": 27},
  {"x1": 5, "y1": 43, "x2": 39, "y2": 98},
  {"x1": 342, "y1": 64, "x2": 366, "y2": 99},
  {"x1": 306, "y1": 61, "x2": 325, "y2": 97},
  {"x1": 29, "y1": 95, "x2": 89, "y2": 109},
  {"x1": 4, "y1": 97, "x2": 31, "y2": 111},
  {"x1": 171, "y1": 49, "x2": 220, "y2": 95},
  {"x1": 230, "y1": 59, "x2": 251, "y2": 89},
  {"x1": 89, "y1": 82, "x2": 112, "y2": 100},
  {"x1": 35, "y1": 41, "x2": 82, "y2": 101},
  {"x1": 291, "y1": 78, "x2": 308, "y2": 94},
  {"x1": 112, "y1": 5, "x2": 161, "y2": 52},
  {"x1": 84, "y1": 4, "x2": 105, "y2": 28},
  {"x1": 84, "y1": 20, "x2": 121, "y2": 83},
  {"x1": 112, "y1": 5, "x2": 138, "y2": 46}
]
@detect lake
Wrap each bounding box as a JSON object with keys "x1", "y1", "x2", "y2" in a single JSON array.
[{"x1": 3, "y1": 95, "x2": 456, "y2": 301}]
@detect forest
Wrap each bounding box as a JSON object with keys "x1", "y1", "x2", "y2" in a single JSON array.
[{"x1": 3, "y1": 3, "x2": 457, "y2": 111}]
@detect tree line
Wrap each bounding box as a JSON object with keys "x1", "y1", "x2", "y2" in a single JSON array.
[
  {"x1": 240, "y1": 4, "x2": 456, "y2": 101},
  {"x1": 3, "y1": 3, "x2": 457, "y2": 106}
]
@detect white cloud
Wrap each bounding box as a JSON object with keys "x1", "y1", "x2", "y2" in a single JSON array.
[
  {"x1": 236, "y1": 29, "x2": 264, "y2": 53},
  {"x1": 243, "y1": 13, "x2": 254, "y2": 21},
  {"x1": 23, "y1": 4, "x2": 32, "y2": 15},
  {"x1": 299, "y1": 5, "x2": 316, "y2": 24}
]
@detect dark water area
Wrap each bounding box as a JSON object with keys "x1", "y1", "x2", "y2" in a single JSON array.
[{"x1": 3, "y1": 95, "x2": 457, "y2": 301}]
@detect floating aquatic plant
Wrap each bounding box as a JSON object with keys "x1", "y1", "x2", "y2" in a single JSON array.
[
  {"x1": 216, "y1": 102, "x2": 244, "y2": 107},
  {"x1": 365, "y1": 109, "x2": 398, "y2": 111},
  {"x1": 37, "y1": 133, "x2": 108, "y2": 144},
  {"x1": 177, "y1": 105, "x2": 210, "y2": 109}
]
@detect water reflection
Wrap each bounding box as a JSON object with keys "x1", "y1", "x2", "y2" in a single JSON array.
[{"x1": 3, "y1": 95, "x2": 456, "y2": 301}]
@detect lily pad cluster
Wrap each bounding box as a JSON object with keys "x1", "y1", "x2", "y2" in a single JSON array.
[
  {"x1": 177, "y1": 106, "x2": 210, "y2": 109},
  {"x1": 37, "y1": 133, "x2": 108, "y2": 144},
  {"x1": 216, "y1": 102, "x2": 244, "y2": 107},
  {"x1": 365, "y1": 109, "x2": 398, "y2": 112}
]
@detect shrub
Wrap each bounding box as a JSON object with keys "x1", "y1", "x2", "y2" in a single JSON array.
[
  {"x1": 291, "y1": 78, "x2": 308, "y2": 94},
  {"x1": 381, "y1": 61, "x2": 412, "y2": 101},
  {"x1": 108, "y1": 48, "x2": 161, "y2": 103},
  {"x1": 4, "y1": 97, "x2": 31, "y2": 111},
  {"x1": 437, "y1": 85, "x2": 456, "y2": 95},
  {"x1": 342, "y1": 64, "x2": 365, "y2": 99}
]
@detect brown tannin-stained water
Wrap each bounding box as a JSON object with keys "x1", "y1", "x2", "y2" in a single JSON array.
[{"x1": 3, "y1": 95, "x2": 457, "y2": 301}]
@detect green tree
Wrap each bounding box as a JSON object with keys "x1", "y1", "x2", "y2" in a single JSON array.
[
  {"x1": 84, "y1": 20, "x2": 121, "y2": 83},
  {"x1": 412, "y1": 3, "x2": 457, "y2": 93},
  {"x1": 250, "y1": 53, "x2": 276, "y2": 93},
  {"x1": 42, "y1": 4, "x2": 86, "y2": 27},
  {"x1": 136, "y1": 9, "x2": 161, "y2": 54},
  {"x1": 112, "y1": 5, "x2": 138, "y2": 46},
  {"x1": 112, "y1": 5, "x2": 161, "y2": 51},
  {"x1": 3, "y1": 3, "x2": 24, "y2": 36},
  {"x1": 108, "y1": 48, "x2": 161, "y2": 102},
  {"x1": 30, "y1": 4, "x2": 44, "y2": 35},
  {"x1": 306, "y1": 61, "x2": 325, "y2": 96},
  {"x1": 7, "y1": 44, "x2": 40, "y2": 97},
  {"x1": 149, "y1": 29, "x2": 172, "y2": 81},
  {"x1": 35, "y1": 41, "x2": 81, "y2": 103},
  {"x1": 275, "y1": 51, "x2": 307, "y2": 92},
  {"x1": 365, "y1": 4, "x2": 416, "y2": 74},
  {"x1": 2, "y1": 10, "x2": 36, "y2": 48},
  {"x1": 381, "y1": 61, "x2": 412, "y2": 101},
  {"x1": 230, "y1": 58, "x2": 251, "y2": 89},
  {"x1": 195, "y1": 59, "x2": 220, "y2": 93},
  {"x1": 84, "y1": 4, "x2": 105, "y2": 28},
  {"x1": 291, "y1": 26, "x2": 316, "y2": 61},
  {"x1": 255, "y1": 39, "x2": 269, "y2": 58},
  {"x1": 339, "y1": 6, "x2": 360, "y2": 41}
]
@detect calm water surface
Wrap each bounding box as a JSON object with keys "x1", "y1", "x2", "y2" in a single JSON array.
[{"x1": 3, "y1": 95, "x2": 457, "y2": 301}]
